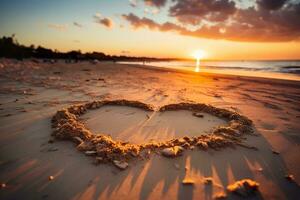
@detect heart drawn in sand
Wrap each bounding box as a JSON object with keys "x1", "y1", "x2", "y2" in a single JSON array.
[{"x1": 51, "y1": 100, "x2": 256, "y2": 169}]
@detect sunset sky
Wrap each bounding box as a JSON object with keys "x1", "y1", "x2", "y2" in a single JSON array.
[{"x1": 1, "y1": 0, "x2": 300, "y2": 60}]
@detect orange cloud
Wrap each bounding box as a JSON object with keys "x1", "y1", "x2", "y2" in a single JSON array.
[
  {"x1": 144, "y1": 0, "x2": 167, "y2": 8},
  {"x1": 122, "y1": 0, "x2": 300, "y2": 42},
  {"x1": 94, "y1": 14, "x2": 114, "y2": 28}
]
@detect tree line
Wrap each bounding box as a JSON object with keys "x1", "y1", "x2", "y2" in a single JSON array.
[{"x1": 0, "y1": 35, "x2": 169, "y2": 62}]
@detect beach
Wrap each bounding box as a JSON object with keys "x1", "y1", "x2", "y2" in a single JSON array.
[{"x1": 0, "y1": 59, "x2": 300, "y2": 199}]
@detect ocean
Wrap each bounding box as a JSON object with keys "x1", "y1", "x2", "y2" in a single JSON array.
[{"x1": 119, "y1": 60, "x2": 300, "y2": 81}]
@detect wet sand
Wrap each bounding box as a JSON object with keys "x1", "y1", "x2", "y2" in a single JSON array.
[{"x1": 0, "y1": 59, "x2": 300, "y2": 199}]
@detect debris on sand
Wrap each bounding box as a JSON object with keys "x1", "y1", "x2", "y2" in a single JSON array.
[
  {"x1": 51, "y1": 100, "x2": 254, "y2": 167},
  {"x1": 285, "y1": 174, "x2": 295, "y2": 182},
  {"x1": 113, "y1": 160, "x2": 129, "y2": 170},
  {"x1": 272, "y1": 150, "x2": 280, "y2": 154},
  {"x1": 48, "y1": 139, "x2": 54, "y2": 143},
  {"x1": 94, "y1": 157, "x2": 104, "y2": 164},
  {"x1": 227, "y1": 179, "x2": 259, "y2": 197},
  {"x1": 193, "y1": 112, "x2": 204, "y2": 118},
  {"x1": 85, "y1": 151, "x2": 97, "y2": 156},
  {"x1": 214, "y1": 192, "x2": 227, "y2": 199},
  {"x1": 196, "y1": 141, "x2": 209, "y2": 150},
  {"x1": 161, "y1": 146, "x2": 184, "y2": 157},
  {"x1": 257, "y1": 167, "x2": 263, "y2": 172},
  {"x1": 72, "y1": 136, "x2": 83, "y2": 144},
  {"x1": 182, "y1": 177, "x2": 195, "y2": 185},
  {"x1": 47, "y1": 147, "x2": 58, "y2": 152},
  {"x1": 48, "y1": 176, "x2": 54, "y2": 181},
  {"x1": 203, "y1": 177, "x2": 213, "y2": 185}
]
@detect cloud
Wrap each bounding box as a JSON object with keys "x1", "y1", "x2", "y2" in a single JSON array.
[
  {"x1": 122, "y1": 6, "x2": 300, "y2": 42},
  {"x1": 122, "y1": 0, "x2": 300, "y2": 42},
  {"x1": 122, "y1": 13, "x2": 184, "y2": 31},
  {"x1": 144, "y1": 7, "x2": 160, "y2": 15},
  {"x1": 257, "y1": 0, "x2": 288, "y2": 10},
  {"x1": 122, "y1": 13, "x2": 161, "y2": 29},
  {"x1": 48, "y1": 23, "x2": 67, "y2": 31},
  {"x1": 129, "y1": 0, "x2": 138, "y2": 7},
  {"x1": 144, "y1": 0, "x2": 167, "y2": 8},
  {"x1": 169, "y1": 0, "x2": 237, "y2": 25},
  {"x1": 73, "y1": 22, "x2": 83, "y2": 28},
  {"x1": 93, "y1": 14, "x2": 114, "y2": 28}
]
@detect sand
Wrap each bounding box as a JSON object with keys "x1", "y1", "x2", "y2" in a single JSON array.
[
  {"x1": 0, "y1": 59, "x2": 300, "y2": 199},
  {"x1": 84, "y1": 105, "x2": 226, "y2": 143}
]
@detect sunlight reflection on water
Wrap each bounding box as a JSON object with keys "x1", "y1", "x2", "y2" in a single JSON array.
[{"x1": 195, "y1": 58, "x2": 200, "y2": 72}]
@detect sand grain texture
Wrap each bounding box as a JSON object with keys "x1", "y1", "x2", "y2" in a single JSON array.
[{"x1": 0, "y1": 59, "x2": 300, "y2": 200}]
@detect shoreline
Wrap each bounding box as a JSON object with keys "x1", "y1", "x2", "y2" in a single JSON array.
[
  {"x1": 119, "y1": 61, "x2": 300, "y2": 82},
  {"x1": 121, "y1": 62, "x2": 300, "y2": 87},
  {"x1": 2, "y1": 57, "x2": 300, "y2": 83}
]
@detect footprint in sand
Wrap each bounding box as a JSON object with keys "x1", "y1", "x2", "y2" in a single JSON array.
[
  {"x1": 263, "y1": 102, "x2": 282, "y2": 110},
  {"x1": 260, "y1": 122, "x2": 276, "y2": 131}
]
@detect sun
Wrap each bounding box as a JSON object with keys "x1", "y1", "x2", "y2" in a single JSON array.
[
  {"x1": 192, "y1": 50, "x2": 206, "y2": 60},
  {"x1": 193, "y1": 50, "x2": 206, "y2": 72}
]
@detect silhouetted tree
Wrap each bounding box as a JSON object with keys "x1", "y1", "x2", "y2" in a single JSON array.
[{"x1": 0, "y1": 35, "x2": 169, "y2": 62}]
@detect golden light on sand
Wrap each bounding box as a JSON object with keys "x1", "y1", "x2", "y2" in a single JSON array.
[{"x1": 193, "y1": 50, "x2": 206, "y2": 72}]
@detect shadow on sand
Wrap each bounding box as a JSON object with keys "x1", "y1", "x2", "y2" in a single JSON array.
[{"x1": 1, "y1": 111, "x2": 300, "y2": 200}]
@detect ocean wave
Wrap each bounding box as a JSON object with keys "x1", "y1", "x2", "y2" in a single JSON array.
[
  {"x1": 202, "y1": 65, "x2": 273, "y2": 71},
  {"x1": 119, "y1": 61, "x2": 300, "y2": 76},
  {"x1": 280, "y1": 66, "x2": 300, "y2": 69}
]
